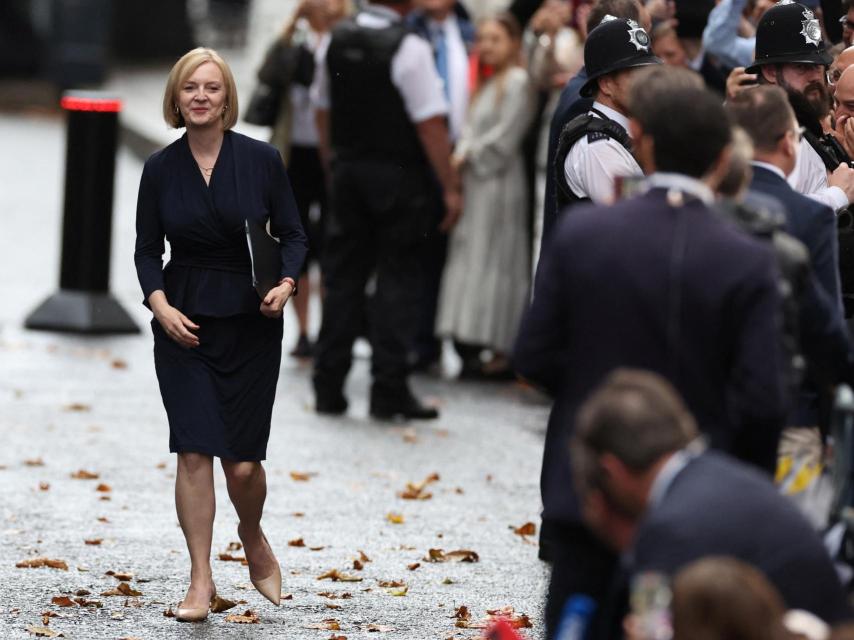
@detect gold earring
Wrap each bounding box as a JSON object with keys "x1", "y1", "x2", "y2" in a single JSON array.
[{"x1": 174, "y1": 105, "x2": 179, "y2": 114}]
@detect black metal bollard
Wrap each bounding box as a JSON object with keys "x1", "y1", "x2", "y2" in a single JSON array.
[{"x1": 25, "y1": 91, "x2": 139, "y2": 334}]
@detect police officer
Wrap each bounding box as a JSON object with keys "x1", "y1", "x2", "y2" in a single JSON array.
[
  {"x1": 747, "y1": 0, "x2": 854, "y2": 211},
  {"x1": 553, "y1": 16, "x2": 660, "y2": 211},
  {"x1": 311, "y1": 0, "x2": 460, "y2": 419}
]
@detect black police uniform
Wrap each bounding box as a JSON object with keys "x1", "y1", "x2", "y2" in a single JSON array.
[
  {"x1": 554, "y1": 17, "x2": 660, "y2": 212},
  {"x1": 312, "y1": 9, "x2": 441, "y2": 417}
]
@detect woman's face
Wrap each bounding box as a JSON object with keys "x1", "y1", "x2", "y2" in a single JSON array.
[
  {"x1": 177, "y1": 61, "x2": 227, "y2": 130},
  {"x1": 477, "y1": 20, "x2": 517, "y2": 69}
]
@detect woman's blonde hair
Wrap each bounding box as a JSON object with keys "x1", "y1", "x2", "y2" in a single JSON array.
[{"x1": 162, "y1": 47, "x2": 239, "y2": 129}]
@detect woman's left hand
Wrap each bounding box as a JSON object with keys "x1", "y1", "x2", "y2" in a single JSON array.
[{"x1": 260, "y1": 282, "x2": 293, "y2": 318}]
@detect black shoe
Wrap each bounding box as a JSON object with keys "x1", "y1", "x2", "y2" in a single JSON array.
[
  {"x1": 290, "y1": 334, "x2": 314, "y2": 359},
  {"x1": 316, "y1": 393, "x2": 348, "y2": 416},
  {"x1": 370, "y1": 393, "x2": 439, "y2": 421}
]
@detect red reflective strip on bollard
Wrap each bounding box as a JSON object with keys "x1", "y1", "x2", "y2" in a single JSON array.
[{"x1": 60, "y1": 97, "x2": 122, "y2": 113}]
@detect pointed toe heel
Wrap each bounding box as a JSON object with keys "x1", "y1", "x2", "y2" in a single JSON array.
[
  {"x1": 175, "y1": 591, "x2": 215, "y2": 622},
  {"x1": 251, "y1": 563, "x2": 282, "y2": 606}
]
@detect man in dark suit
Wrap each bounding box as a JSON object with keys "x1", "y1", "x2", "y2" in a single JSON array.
[
  {"x1": 726, "y1": 86, "x2": 853, "y2": 425},
  {"x1": 541, "y1": 0, "x2": 648, "y2": 245},
  {"x1": 514, "y1": 68, "x2": 789, "y2": 638},
  {"x1": 572, "y1": 369, "x2": 850, "y2": 626}
]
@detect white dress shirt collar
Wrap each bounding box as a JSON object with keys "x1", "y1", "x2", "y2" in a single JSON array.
[
  {"x1": 591, "y1": 101, "x2": 631, "y2": 135},
  {"x1": 751, "y1": 160, "x2": 787, "y2": 181},
  {"x1": 644, "y1": 172, "x2": 716, "y2": 205}
]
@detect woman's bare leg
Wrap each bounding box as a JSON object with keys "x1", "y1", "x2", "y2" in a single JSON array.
[
  {"x1": 175, "y1": 453, "x2": 216, "y2": 607},
  {"x1": 293, "y1": 274, "x2": 310, "y2": 337},
  {"x1": 221, "y1": 460, "x2": 277, "y2": 579}
]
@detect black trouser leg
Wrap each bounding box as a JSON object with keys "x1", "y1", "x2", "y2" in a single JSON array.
[
  {"x1": 544, "y1": 522, "x2": 619, "y2": 640},
  {"x1": 412, "y1": 229, "x2": 448, "y2": 366},
  {"x1": 370, "y1": 223, "x2": 422, "y2": 396},
  {"x1": 312, "y1": 167, "x2": 372, "y2": 398}
]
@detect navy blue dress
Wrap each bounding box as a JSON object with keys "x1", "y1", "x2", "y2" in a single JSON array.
[{"x1": 134, "y1": 131, "x2": 307, "y2": 461}]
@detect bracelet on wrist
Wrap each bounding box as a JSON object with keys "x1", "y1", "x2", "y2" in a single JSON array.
[{"x1": 278, "y1": 276, "x2": 297, "y2": 296}]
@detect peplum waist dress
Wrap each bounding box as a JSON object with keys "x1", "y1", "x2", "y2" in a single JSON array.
[{"x1": 134, "y1": 131, "x2": 308, "y2": 461}]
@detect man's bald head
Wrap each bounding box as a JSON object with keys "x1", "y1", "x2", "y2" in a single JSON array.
[
  {"x1": 831, "y1": 46, "x2": 854, "y2": 86},
  {"x1": 835, "y1": 66, "x2": 854, "y2": 122}
]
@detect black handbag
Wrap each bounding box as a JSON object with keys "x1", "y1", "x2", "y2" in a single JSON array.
[{"x1": 244, "y1": 39, "x2": 300, "y2": 127}]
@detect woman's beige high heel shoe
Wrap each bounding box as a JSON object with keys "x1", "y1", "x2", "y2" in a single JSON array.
[
  {"x1": 175, "y1": 588, "x2": 216, "y2": 622},
  {"x1": 241, "y1": 526, "x2": 282, "y2": 606}
]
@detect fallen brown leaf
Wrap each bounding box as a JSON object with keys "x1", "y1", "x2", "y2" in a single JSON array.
[
  {"x1": 424, "y1": 549, "x2": 479, "y2": 563},
  {"x1": 97, "y1": 517, "x2": 109, "y2": 523},
  {"x1": 317, "y1": 569, "x2": 363, "y2": 582},
  {"x1": 210, "y1": 595, "x2": 237, "y2": 613},
  {"x1": 288, "y1": 537, "x2": 306, "y2": 547},
  {"x1": 111, "y1": 359, "x2": 128, "y2": 370},
  {"x1": 318, "y1": 592, "x2": 353, "y2": 600},
  {"x1": 39, "y1": 482, "x2": 50, "y2": 491},
  {"x1": 25, "y1": 626, "x2": 63, "y2": 637},
  {"x1": 358, "y1": 550, "x2": 371, "y2": 563},
  {"x1": 218, "y1": 553, "x2": 247, "y2": 563},
  {"x1": 99, "y1": 496, "x2": 110, "y2": 501},
  {"x1": 364, "y1": 624, "x2": 395, "y2": 632},
  {"x1": 513, "y1": 522, "x2": 537, "y2": 537},
  {"x1": 377, "y1": 580, "x2": 405, "y2": 588},
  {"x1": 407, "y1": 563, "x2": 421, "y2": 571},
  {"x1": 50, "y1": 596, "x2": 75, "y2": 608},
  {"x1": 227, "y1": 541, "x2": 242, "y2": 551},
  {"x1": 329, "y1": 635, "x2": 348, "y2": 640},
  {"x1": 310, "y1": 546, "x2": 326, "y2": 551},
  {"x1": 292, "y1": 511, "x2": 305, "y2": 517},
  {"x1": 290, "y1": 471, "x2": 317, "y2": 482},
  {"x1": 73, "y1": 598, "x2": 101, "y2": 608},
  {"x1": 24, "y1": 458, "x2": 45, "y2": 467},
  {"x1": 70, "y1": 470, "x2": 98, "y2": 480},
  {"x1": 225, "y1": 609, "x2": 259, "y2": 624},
  {"x1": 353, "y1": 560, "x2": 364, "y2": 571},
  {"x1": 305, "y1": 619, "x2": 341, "y2": 630},
  {"x1": 326, "y1": 603, "x2": 342, "y2": 610},
  {"x1": 100, "y1": 582, "x2": 142, "y2": 597},
  {"x1": 41, "y1": 612, "x2": 57, "y2": 625},
  {"x1": 163, "y1": 607, "x2": 175, "y2": 618},
  {"x1": 105, "y1": 570, "x2": 133, "y2": 581},
  {"x1": 74, "y1": 589, "x2": 90, "y2": 596},
  {"x1": 84, "y1": 539, "x2": 102, "y2": 546},
  {"x1": 63, "y1": 403, "x2": 91, "y2": 412},
  {"x1": 16, "y1": 558, "x2": 68, "y2": 571},
  {"x1": 453, "y1": 606, "x2": 471, "y2": 621},
  {"x1": 398, "y1": 472, "x2": 440, "y2": 500},
  {"x1": 95, "y1": 484, "x2": 111, "y2": 493}
]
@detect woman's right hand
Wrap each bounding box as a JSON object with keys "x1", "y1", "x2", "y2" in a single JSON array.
[{"x1": 150, "y1": 292, "x2": 200, "y2": 348}]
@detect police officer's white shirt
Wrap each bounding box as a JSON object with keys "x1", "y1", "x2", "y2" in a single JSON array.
[
  {"x1": 789, "y1": 139, "x2": 848, "y2": 211},
  {"x1": 427, "y1": 14, "x2": 469, "y2": 141},
  {"x1": 310, "y1": 4, "x2": 449, "y2": 124},
  {"x1": 563, "y1": 102, "x2": 643, "y2": 204}
]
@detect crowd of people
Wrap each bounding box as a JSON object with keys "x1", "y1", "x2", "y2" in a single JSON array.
[{"x1": 135, "y1": 0, "x2": 854, "y2": 635}]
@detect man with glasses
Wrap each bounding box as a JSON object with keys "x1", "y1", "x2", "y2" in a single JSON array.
[
  {"x1": 841, "y1": 0, "x2": 854, "y2": 48},
  {"x1": 748, "y1": 0, "x2": 854, "y2": 211}
]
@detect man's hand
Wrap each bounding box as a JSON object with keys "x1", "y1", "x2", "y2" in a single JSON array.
[
  {"x1": 726, "y1": 67, "x2": 758, "y2": 101},
  {"x1": 835, "y1": 115, "x2": 854, "y2": 159},
  {"x1": 829, "y1": 162, "x2": 854, "y2": 203},
  {"x1": 439, "y1": 188, "x2": 463, "y2": 232},
  {"x1": 260, "y1": 282, "x2": 294, "y2": 318}
]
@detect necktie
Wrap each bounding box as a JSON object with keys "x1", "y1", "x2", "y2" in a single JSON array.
[{"x1": 433, "y1": 24, "x2": 450, "y2": 102}]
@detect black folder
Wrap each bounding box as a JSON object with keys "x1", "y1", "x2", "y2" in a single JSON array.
[{"x1": 245, "y1": 219, "x2": 281, "y2": 299}]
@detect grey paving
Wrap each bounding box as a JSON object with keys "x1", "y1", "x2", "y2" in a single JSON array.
[{"x1": 0, "y1": 100, "x2": 550, "y2": 638}]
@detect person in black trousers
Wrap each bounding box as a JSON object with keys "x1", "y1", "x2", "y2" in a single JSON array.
[
  {"x1": 311, "y1": 0, "x2": 461, "y2": 420},
  {"x1": 134, "y1": 48, "x2": 307, "y2": 622}
]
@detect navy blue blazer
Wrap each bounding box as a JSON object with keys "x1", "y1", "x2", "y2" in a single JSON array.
[
  {"x1": 134, "y1": 131, "x2": 307, "y2": 317},
  {"x1": 514, "y1": 188, "x2": 788, "y2": 524},
  {"x1": 541, "y1": 67, "x2": 592, "y2": 248},
  {"x1": 632, "y1": 451, "x2": 850, "y2": 623},
  {"x1": 750, "y1": 165, "x2": 842, "y2": 309}
]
